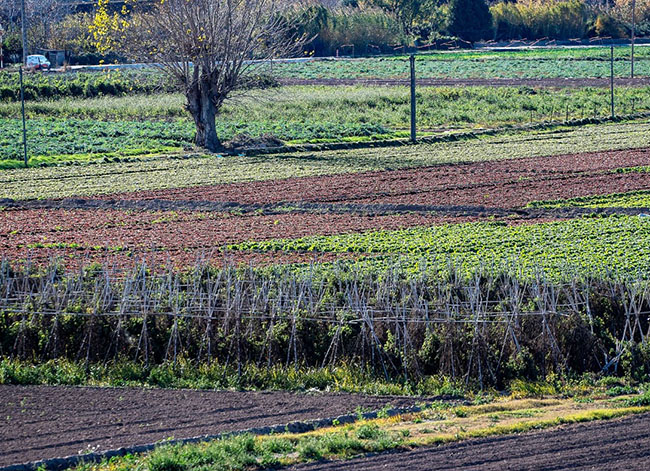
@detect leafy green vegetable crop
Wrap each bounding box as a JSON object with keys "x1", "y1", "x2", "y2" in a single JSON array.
[
  {"x1": 273, "y1": 46, "x2": 650, "y2": 80},
  {"x1": 0, "y1": 70, "x2": 176, "y2": 101},
  {"x1": 0, "y1": 118, "x2": 194, "y2": 164},
  {"x1": 529, "y1": 190, "x2": 650, "y2": 209},
  {"x1": 0, "y1": 117, "x2": 388, "y2": 165},
  {"x1": 229, "y1": 216, "x2": 650, "y2": 280},
  {"x1": 2, "y1": 86, "x2": 649, "y2": 135}
]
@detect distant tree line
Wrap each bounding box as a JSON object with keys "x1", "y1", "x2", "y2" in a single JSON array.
[{"x1": 1, "y1": 0, "x2": 649, "y2": 63}]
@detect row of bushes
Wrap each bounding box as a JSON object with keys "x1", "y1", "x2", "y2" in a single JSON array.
[
  {"x1": 238, "y1": 0, "x2": 645, "y2": 54},
  {"x1": 0, "y1": 70, "x2": 176, "y2": 101},
  {"x1": 0, "y1": 70, "x2": 277, "y2": 102},
  {"x1": 490, "y1": 0, "x2": 645, "y2": 41},
  {"x1": 285, "y1": 0, "x2": 650, "y2": 56}
]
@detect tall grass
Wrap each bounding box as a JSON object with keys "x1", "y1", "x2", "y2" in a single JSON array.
[{"x1": 492, "y1": 0, "x2": 591, "y2": 40}]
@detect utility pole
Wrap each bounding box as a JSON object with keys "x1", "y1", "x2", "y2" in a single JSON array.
[
  {"x1": 631, "y1": 0, "x2": 636, "y2": 78},
  {"x1": 20, "y1": 0, "x2": 28, "y2": 167},
  {"x1": 21, "y1": 0, "x2": 28, "y2": 65},
  {"x1": 19, "y1": 67, "x2": 28, "y2": 168},
  {"x1": 0, "y1": 24, "x2": 4, "y2": 69}
]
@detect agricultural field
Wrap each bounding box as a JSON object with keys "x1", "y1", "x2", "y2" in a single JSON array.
[
  {"x1": 529, "y1": 188, "x2": 650, "y2": 209},
  {"x1": 2, "y1": 84, "x2": 650, "y2": 167},
  {"x1": 273, "y1": 45, "x2": 650, "y2": 81},
  {"x1": 3, "y1": 46, "x2": 650, "y2": 470}
]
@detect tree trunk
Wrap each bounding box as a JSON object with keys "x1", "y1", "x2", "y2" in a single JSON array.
[{"x1": 187, "y1": 80, "x2": 223, "y2": 152}]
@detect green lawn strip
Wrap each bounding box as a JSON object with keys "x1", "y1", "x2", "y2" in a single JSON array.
[
  {"x1": 529, "y1": 189, "x2": 650, "y2": 209},
  {"x1": 2, "y1": 120, "x2": 650, "y2": 200},
  {"x1": 228, "y1": 215, "x2": 650, "y2": 281},
  {"x1": 69, "y1": 396, "x2": 650, "y2": 471}
]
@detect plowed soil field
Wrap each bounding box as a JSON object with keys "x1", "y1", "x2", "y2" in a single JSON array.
[
  {"x1": 2, "y1": 147, "x2": 650, "y2": 268},
  {"x1": 104, "y1": 148, "x2": 650, "y2": 207},
  {"x1": 0, "y1": 385, "x2": 422, "y2": 467}
]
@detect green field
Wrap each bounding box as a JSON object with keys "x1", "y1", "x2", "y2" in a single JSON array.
[
  {"x1": 1, "y1": 85, "x2": 650, "y2": 167},
  {"x1": 530, "y1": 189, "x2": 650, "y2": 209},
  {"x1": 3, "y1": 85, "x2": 650, "y2": 127},
  {"x1": 273, "y1": 46, "x2": 650, "y2": 80},
  {"x1": 2, "y1": 46, "x2": 650, "y2": 404},
  {"x1": 229, "y1": 216, "x2": 650, "y2": 281}
]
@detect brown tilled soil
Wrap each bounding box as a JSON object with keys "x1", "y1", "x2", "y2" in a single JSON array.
[
  {"x1": 280, "y1": 77, "x2": 650, "y2": 88},
  {"x1": 287, "y1": 413, "x2": 650, "y2": 471},
  {"x1": 104, "y1": 147, "x2": 650, "y2": 207},
  {"x1": 2, "y1": 147, "x2": 650, "y2": 269},
  {"x1": 0, "y1": 385, "x2": 422, "y2": 467}
]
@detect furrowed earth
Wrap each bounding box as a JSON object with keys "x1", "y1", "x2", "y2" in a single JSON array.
[
  {"x1": 0, "y1": 385, "x2": 424, "y2": 467},
  {"x1": 2, "y1": 147, "x2": 649, "y2": 269}
]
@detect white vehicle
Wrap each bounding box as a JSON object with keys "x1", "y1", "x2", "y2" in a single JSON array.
[{"x1": 26, "y1": 54, "x2": 51, "y2": 71}]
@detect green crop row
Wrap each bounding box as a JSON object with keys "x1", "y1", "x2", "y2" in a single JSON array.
[
  {"x1": 229, "y1": 215, "x2": 650, "y2": 281},
  {"x1": 529, "y1": 190, "x2": 650, "y2": 209},
  {"x1": 0, "y1": 118, "x2": 194, "y2": 164},
  {"x1": 0, "y1": 70, "x2": 177, "y2": 101},
  {"x1": 2, "y1": 86, "x2": 649, "y2": 135},
  {"x1": 1, "y1": 120, "x2": 648, "y2": 200},
  {"x1": 272, "y1": 55, "x2": 650, "y2": 80},
  {"x1": 0, "y1": 117, "x2": 390, "y2": 165},
  {"x1": 0, "y1": 70, "x2": 277, "y2": 102},
  {"x1": 389, "y1": 46, "x2": 650, "y2": 62}
]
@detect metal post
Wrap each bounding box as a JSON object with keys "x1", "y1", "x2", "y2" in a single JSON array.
[
  {"x1": 610, "y1": 46, "x2": 615, "y2": 119},
  {"x1": 21, "y1": 0, "x2": 27, "y2": 65},
  {"x1": 410, "y1": 54, "x2": 416, "y2": 144},
  {"x1": 19, "y1": 66, "x2": 28, "y2": 168},
  {"x1": 631, "y1": 0, "x2": 636, "y2": 79},
  {"x1": 0, "y1": 25, "x2": 4, "y2": 69}
]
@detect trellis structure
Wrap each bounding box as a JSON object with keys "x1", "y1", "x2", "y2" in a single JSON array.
[{"x1": 1, "y1": 257, "x2": 648, "y2": 386}]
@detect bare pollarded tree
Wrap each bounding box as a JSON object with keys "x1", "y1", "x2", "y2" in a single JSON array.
[{"x1": 96, "y1": 0, "x2": 303, "y2": 152}]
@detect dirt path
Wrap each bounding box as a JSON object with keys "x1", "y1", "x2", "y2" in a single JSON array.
[
  {"x1": 0, "y1": 385, "x2": 422, "y2": 467},
  {"x1": 287, "y1": 412, "x2": 650, "y2": 471},
  {"x1": 280, "y1": 77, "x2": 650, "y2": 88}
]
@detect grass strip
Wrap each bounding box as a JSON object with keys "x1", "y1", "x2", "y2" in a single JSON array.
[
  {"x1": 4, "y1": 86, "x2": 650, "y2": 135},
  {"x1": 69, "y1": 395, "x2": 650, "y2": 471}
]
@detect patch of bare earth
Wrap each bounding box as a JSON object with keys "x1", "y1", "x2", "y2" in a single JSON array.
[
  {"x1": 0, "y1": 385, "x2": 423, "y2": 467},
  {"x1": 104, "y1": 148, "x2": 650, "y2": 208}
]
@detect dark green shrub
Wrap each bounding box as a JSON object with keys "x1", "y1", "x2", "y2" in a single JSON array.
[{"x1": 448, "y1": 0, "x2": 493, "y2": 42}]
